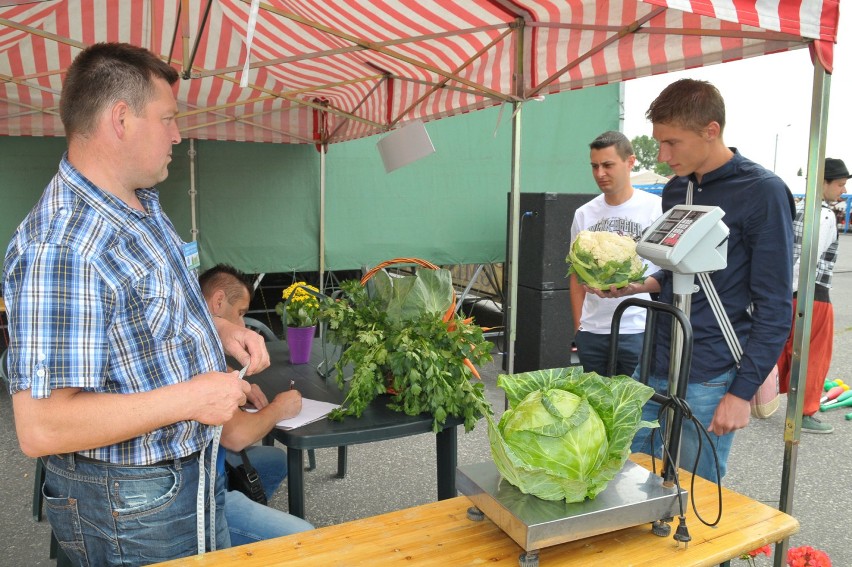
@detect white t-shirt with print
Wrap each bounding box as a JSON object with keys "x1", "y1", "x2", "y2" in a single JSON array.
[{"x1": 570, "y1": 188, "x2": 663, "y2": 334}]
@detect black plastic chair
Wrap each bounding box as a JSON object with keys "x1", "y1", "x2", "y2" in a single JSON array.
[
  {"x1": 31, "y1": 458, "x2": 73, "y2": 566},
  {"x1": 243, "y1": 317, "x2": 278, "y2": 342},
  {"x1": 0, "y1": 348, "x2": 7, "y2": 386},
  {"x1": 9, "y1": 342, "x2": 63, "y2": 565}
]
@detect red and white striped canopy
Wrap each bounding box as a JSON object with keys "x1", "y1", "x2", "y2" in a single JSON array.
[{"x1": 0, "y1": 0, "x2": 840, "y2": 144}]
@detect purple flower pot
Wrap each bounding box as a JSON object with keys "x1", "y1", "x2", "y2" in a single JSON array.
[{"x1": 286, "y1": 325, "x2": 316, "y2": 364}]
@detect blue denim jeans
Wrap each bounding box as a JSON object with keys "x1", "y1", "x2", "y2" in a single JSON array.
[
  {"x1": 44, "y1": 448, "x2": 228, "y2": 567},
  {"x1": 630, "y1": 367, "x2": 737, "y2": 483},
  {"x1": 574, "y1": 330, "x2": 644, "y2": 377},
  {"x1": 224, "y1": 445, "x2": 313, "y2": 546},
  {"x1": 224, "y1": 490, "x2": 314, "y2": 545}
]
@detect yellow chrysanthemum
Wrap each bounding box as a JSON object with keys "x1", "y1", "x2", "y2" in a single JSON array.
[
  {"x1": 282, "y1": 281, "x2": 320, "y2": 309},
  {"x1": 278, "y1": 282, "x2": 321, "y2": 327}
]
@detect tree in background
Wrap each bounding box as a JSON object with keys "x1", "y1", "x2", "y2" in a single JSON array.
[{"x1": 630, "y1": 135, "x2": 673, "y2": 177}]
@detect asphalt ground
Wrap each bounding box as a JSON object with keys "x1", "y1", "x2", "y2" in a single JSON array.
[{"x1": 2, "y1": 236, "x2": 851, "y2": 566}]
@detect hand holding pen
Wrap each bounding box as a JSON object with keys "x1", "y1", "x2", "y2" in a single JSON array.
[{"x1": 271, "y1": 380, "x2": 301, "y2": 418}]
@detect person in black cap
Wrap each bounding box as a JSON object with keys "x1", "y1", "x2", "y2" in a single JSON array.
[{"x1": 777, "y1": 157, "x2": 850, "y2": 434}]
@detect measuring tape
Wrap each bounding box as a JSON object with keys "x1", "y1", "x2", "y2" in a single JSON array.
[
  {"x1": 196, "y1": 425, "x2": 222, "y2": 554},
  {"x1": 197, "y1": 363, "x2": 248, "y2": 553}
]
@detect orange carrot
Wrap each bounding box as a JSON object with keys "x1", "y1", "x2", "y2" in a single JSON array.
[
  {"x1": 442, "y1": 300, "x2": 456, "y2": 322},
  {"x1": 446, "y1": 316, "x2": 474, "y2": 333},
  {"x1": 463, "y1": 357, "x2": 481, "y2": 379}
]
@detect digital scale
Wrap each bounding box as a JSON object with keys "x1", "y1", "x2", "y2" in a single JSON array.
[
  {"x1": 637, "y1": 204, "x2": 728, "y2": 294},
  {"x1": 458, "y1": 205, "x2": 730, "y2": 566}
]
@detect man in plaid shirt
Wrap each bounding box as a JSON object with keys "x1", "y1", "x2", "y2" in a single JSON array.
[{"x1": 3, "y1": 43, "x2": 268, "y2": 565}]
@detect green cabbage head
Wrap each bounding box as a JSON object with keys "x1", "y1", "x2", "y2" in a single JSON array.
[
  {"x1": 566, "y1": 230, "x2": 647, "y2": 290},
  {"x1": 488, "y1": 367, "x2": 657, "y2": 503}
]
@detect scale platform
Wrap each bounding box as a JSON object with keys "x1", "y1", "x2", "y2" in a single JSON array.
[{"x1": 456, "y1": 460, "x2": 686, "y2": 551}]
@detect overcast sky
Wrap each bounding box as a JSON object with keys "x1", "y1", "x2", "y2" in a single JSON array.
[{"x1": 623, "y1": 7, "x2": 850, "y2": 193}]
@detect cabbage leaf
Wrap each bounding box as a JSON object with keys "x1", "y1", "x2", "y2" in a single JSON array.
[
  {"x1": 488, "y1": 367, "x2": 657, "y2": 503},
  {"x1": 370, "y1": 268, "x2": 454, "y2": 323}
]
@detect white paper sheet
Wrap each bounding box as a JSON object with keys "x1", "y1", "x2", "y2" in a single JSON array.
[{"x1": 245, "y1": 398, "x2": 340, "y2": 430}]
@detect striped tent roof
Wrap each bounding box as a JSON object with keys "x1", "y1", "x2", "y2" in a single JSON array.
[{"x1": 0, "y1": 0, "x2": 840, "y2": 144}]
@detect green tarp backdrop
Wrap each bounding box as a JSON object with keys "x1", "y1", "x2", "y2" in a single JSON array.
[{"x1": 0, "y1": 84, "x2": 618, "y2": 274}]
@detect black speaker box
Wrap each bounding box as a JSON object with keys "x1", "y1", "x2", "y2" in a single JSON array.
[
  {"x1": 507, "y1": 285, "x2": 574, "y2": 373},
  {"x1": 509, "y1": 192, "x2": 597, "y2": 290}
]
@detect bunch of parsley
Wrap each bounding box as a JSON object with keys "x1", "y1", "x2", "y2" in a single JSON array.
[{"x1": 321, "y1": 277, "x2": 492, "y2": 432}]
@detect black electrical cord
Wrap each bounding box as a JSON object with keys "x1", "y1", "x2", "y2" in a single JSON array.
[
  {"x1": 647, "y1": 393, "x2": 724, "y2": 547},
  {"x1": 650, "y1": 399, "x2": 689, "y2": 526}
]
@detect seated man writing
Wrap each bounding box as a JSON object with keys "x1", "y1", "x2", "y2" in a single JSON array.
[{"x1": 199, "y1": 264, "x2": 314, "y2": 545}]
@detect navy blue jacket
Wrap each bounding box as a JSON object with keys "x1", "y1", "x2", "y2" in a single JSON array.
[{"x1": 651, "y1": 150, "x2": 795, "y2": 401}]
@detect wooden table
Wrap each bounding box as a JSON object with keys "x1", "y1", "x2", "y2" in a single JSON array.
[{"x1": 155, "y1": 454, "x2": 798, "y2": 566}]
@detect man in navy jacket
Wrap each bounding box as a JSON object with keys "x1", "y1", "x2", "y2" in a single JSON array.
[{"x1": 595, "y1": 79, "x2": 794, "y2": 482}]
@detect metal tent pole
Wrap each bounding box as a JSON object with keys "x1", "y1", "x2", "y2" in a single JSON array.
[
  {"x1": 504, "y1": 18, "x2": 525, "y2": 379},
  {"x1": 319, "y1": 143, "x2": 327, "y2": 295},
  {"x1": 774, "y1": 59, "x2": 831, "y2": 567},
  {"x1": 188, "y1": 139, "x2": 198, "y2": 242},
  {"x1": 505, "y1": 103, "x2": 522, "y2": 377}
]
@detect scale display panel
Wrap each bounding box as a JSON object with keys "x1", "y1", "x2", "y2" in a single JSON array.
[
  {"x1": 636, "y1": 205, "x2": 728, "y2": 276},
  {"x1": 643, "y1": 209, "x2": 707, "y2": 247}
]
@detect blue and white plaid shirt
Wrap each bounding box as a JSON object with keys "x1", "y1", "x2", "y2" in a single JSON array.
[{"x1": 3, "y1": 155, "x2": 225, "y2": 465}]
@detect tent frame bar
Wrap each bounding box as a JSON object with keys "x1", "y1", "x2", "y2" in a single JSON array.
[
  {"x1": 774, "y1": 55, "x2": 831, "y2": 567},
  {"x1": 504, "y1": 17, "x2": 526, "y2": 377}
]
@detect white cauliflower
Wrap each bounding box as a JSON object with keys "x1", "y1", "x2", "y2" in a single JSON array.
[
  {"x1": 566, "y1": 230, "x2": 646, "y2": 289},
  {"x1": 573, "y1": 230, "x2": 638, "y2": 266}
]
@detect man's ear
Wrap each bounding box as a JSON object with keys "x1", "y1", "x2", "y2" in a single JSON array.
[
  {"x1": 705, "y1": 121, "x2": 721, "y2": 141},
  {"x1": 208, "y1": 289, "x2": 227, "y2": 316},
  {"x1": 111, "y1": 101, "x2": 129, "y2": 138}
]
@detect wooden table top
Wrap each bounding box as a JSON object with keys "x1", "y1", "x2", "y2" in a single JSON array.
[{"x1": 155, "y1": 454, "x2": 798, "y2": 566}]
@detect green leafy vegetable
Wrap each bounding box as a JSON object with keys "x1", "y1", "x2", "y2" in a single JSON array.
[
  {"x1": 566, "y1": 230, "x2": 647, "y2": 290},
  {"x1": 488, "y1": 367, "x2": 657, "y2": 502},
  {"x1": 322, "y1": 273, "x2": 492, "y2": 433},
  {"x1": 371, "y1": 268, "x2": 453, "y2": 323}
]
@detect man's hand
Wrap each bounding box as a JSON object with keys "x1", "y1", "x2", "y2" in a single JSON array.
[
  {"x1": 189, "y1": 371, "x2": 251, "y2": 425},
  {"x1": 214, "y1": 317, "x2": 270, "y2": 376},
  {"x1": 584, "y1": 277, "x2": 660, "y2": 299},
  {"x1": 707, "y1": 393, "x2": 751, "y2": 436},
  {"x1": 268, "y1": 390, "x2": 302, "y2": 421},
  {"x1": 218, "y1": 388, "x2": 303, "y2": 451},
  {"x1": 245, "y1": 383, "x2": 269, "y2": 409}
]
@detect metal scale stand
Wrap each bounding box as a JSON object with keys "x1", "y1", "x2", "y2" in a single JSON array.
[{"x1": 457, "y1": 205, "x2": 730, "y2": 566}]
